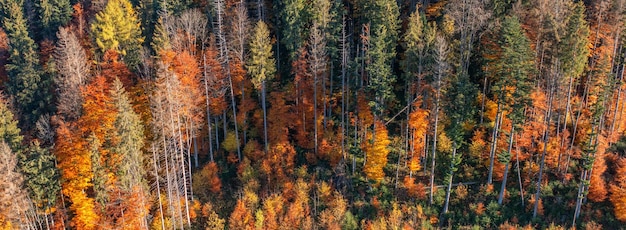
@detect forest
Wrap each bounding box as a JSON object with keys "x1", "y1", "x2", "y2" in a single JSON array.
[{"x1": 1, "y1": 0, "x2": 626, "y2": 229}]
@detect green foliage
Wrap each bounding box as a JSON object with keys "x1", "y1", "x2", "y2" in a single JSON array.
[
  {"x1": 111, "y1": 78, "x2": 146, "y2": 191},
  {"x1": 278, "y1": 0, "x2": 309, "y2": 62},
  {"x1": 20, "y1": 140, "x2": 60, "y2": 212},
  {"x1": 35, "y1": 0, "x2": 72, "y2": 37},
  {"x1": 247, "y1": 21, "x2": 276, "y2": 89},
  {"x1": 0, "y1": 98, "x2": 22, "y2": 153},
  {"x1": 559, "y1": 1, "x2": 590, "y2": 81},
  {"x1": 91, "y1": 0, "x2": 144, "y2": 69},
  {"x1": 493, "y1": 15, "x2": 534, "y2": 126},
  {"x1": 0, "y1": 0, "x2": 51, "y2": 126},
  {"x1": 366, "y1": 25, "x2": 397, "y2": 117}
]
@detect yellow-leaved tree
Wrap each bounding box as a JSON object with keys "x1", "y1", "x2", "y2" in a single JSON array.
[
  {"x1": 362, "y1": 121, "x2": 391, "y2": 183},
  {"x1": 90, "y1": 0, "x2": 143, "y2": 69}
]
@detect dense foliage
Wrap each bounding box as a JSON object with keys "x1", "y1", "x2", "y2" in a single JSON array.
[{"x1": 1, "y1": 0, "x2": 626, "y2": 229}]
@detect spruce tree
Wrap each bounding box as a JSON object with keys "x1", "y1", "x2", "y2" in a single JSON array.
[
  {"x1": 0, "y1": 0, "x2": 51, "y2": 126},
  {"x1": 110, "y1": 78, "x2": 146, "y2": 191},
  {"x1": 35, "y1": 0, "x2": 72, "y2": 38}
]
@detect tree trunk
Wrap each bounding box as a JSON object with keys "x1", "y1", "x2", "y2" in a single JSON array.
[
  {"x1": 488, "y1": 104, "x2": 502, "y2": 184},
  {"x1": 262, "y1": 80, "x2": 269, "y2": 152},
  {"x1": 443, "y1": 144, "x2": 457, "y2": 213},
  {"x1": 498, "y1": 125, "x2": 515, "y2": 205}
]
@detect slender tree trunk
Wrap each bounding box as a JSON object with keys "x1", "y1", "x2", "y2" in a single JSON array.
[
  {"x1": 488, "y1": 104, "x2": 502, "y2": 184},
  {"x1": 262, "y1": 81, "x2": 269, "y2": 152},
  {"x1": 533, "y1": 86, "x2": 554, "y2": 218},
  {"x1": 498, "y1": 125, "x2": 515, "y2": 205},
  {"x1": 516, "y1": 140, "x2": 524, "y2": 207},
  {"x1": 314, "y1": 69, "x2": 319, "y2": 156},
  {"x1": 443, "y1": 144, "x2": 457, "y2": 213},
  {"x1": 429, "y1": 94, "x2": 439, "y2": 206}
]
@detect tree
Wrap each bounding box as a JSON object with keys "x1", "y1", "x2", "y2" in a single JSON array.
[
  {"x1": 91, "y1": 0, "x2": 144, "y2": 69},
  {"x1": 0, "y1": 141, "x2": 34, "y2": 229},
  {"x1": 610, "y1": 158, "x2": 626, "y2": 222},
  {"x1": 308, "y1": 22, "x2": 327, "y2": 157},
  {"x1": 1, "y1": 0, "x2": 51, "y2": 125},
  {"x1": 20, "y1": 141, "x2": 60, "y2": 219},
  {"x1": 362, "y1": 121, "x2": 391, "y2": 183},
  {"x1": 429, "y1": 34, "x2": 449, "y2": 205},
  {"x1": 35, "y1": 0, "x2": 72, "y2": 38},
  {"x1": 487, "y1": 15, "x2": 534, "y2": 187},
  {"x1": 364, "y1": 0, "x2": 399, "y2": 118},
  {"x1": 442, "y1": 67, "x2": 477, "y2": 213},
  {"x1": 54, "y1": 120, "x2": 99, "y2": 229},
  {"x1": 247, "y1": 20, "x2": 275, "y2": 153},
  {"x1": 54, "y1": 27, "x2": 90, "y2": 121},
  {"x1": 278, "y1": 0, "x2": 309, "y2": 63}
]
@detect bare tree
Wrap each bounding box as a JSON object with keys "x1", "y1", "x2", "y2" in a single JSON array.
[
  {"x1": 429, "y1": 34, "x2": 449, "y2": 206},
  {"x1": 309, "y1": 22, "x2": 327, "y2": 157},
  {"x1": 54, "y1": 27, "x2": 90, "y2": 121}
]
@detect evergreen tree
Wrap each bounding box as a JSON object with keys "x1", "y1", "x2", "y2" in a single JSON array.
[
  {"x1": 0, "y1": 96, "x2": 22, "y2": 153},
  {"x1": 278, "y1": 0, "x2": 309, "y2": 63},
  {"x1": 490, "y1": 15, "x2": 534, "y2": 208},
  {"x1": 110, "y1": 78, "x2": 146, "y2": 191},
  {"x1": 0, "y1": 0, "x2": 51, "y2": 126},
  {"x1": 91, "y1": 0, "x2": 144, "y2": 70},
  {"x1": 364, "y1": 0, "x2": 399, "y2": 118},
  {"x1": 35, "y1": 0, "x2": 72, "y2": 38},
  {"x1": 20, "y1": 140, "x2": 60, "y2": 214},
  {"x1": 247, "y1": 20, "x2": 275, "y2": 152}
]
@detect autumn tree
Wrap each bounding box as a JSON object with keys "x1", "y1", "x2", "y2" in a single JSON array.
[
  {"x1": 362, "y1": 121, "x2": 391, "y2": 183},
  {"x1": 610, "y1": 158, "x2": 626, "y2": 222},
  {"x1": 91, "y1": 0, "x2": 144, "y2": 69}
]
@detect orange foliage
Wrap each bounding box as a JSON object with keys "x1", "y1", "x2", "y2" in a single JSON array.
[
  {"x1": 362, "y1": 121, "x2": 391, "y2": 182},
  {"x1": 267, "y1": 91, "x2": 295, "y2": 145},
  {"x1": 357, "y1": 94, "x2": 374, "y2": 128},
  {"x1": 80, "y1": 75, "x2": 116, "y2": 142},
  {"x1": 54, "y1": 121, "x2": 99, "y2": 229},
  {"x1": 202, "y1": 47, "x2": 228, "y2": 115},
  {"x1": 403, "y1": 176, "x2": 426, "y2": 200},
  {"x1": 229, "y1": 200, "x2": 254, "y2": 230},
  {"x1": 408, "y1": 99, "x2": 428, "y2": 164},
  {"x1": 101, "y1": 50, "x2": 133, "y2": 87},
  {"x1": 588, "y1": 150, "x2": 608, "y2": 202},
  {"x1": 261, "y1": 141, "x2": 297, "y2": 186},
  {"x1": 610, "y1": 158, "x2": 626, "y2": 221},
  {"x1": 292, "y1": 48, "x2": 315, "y2": 149}
]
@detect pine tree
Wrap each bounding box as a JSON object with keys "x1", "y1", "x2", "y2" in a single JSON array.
[
  {"x1": 247, "y1": 20, "x2": 275, "y2": 153},
  {"x1": 35, "y1": 0, "x2": 72, "y2": 38},
  {"x1": 278, "y1": 0, "x2": 309, "y2": 63},
  {"x1": 91, "y1": 0, "x2": 144, "y2": 69},
  {"x1": 20, "y1": 140, "x2": 60, "y2": 215},
  {"x1": 0, "y1": 0, "x2": 51, "y2": 126},
  {"x1": 111, "y1": 78, "x2": 146, "y2": 191}
]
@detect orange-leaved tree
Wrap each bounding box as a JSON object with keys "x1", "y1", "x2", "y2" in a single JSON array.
[
  {"x1": 362, "y1": 120, "x2": 391, "y2": 183},
  {"x1": 610, "y1": 158, "x2": 626, "y2": 221}
]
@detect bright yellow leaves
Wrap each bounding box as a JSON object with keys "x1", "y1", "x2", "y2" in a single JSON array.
[{"x1": 362, "y1": 121, "x2": 391, "y2": 182}]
